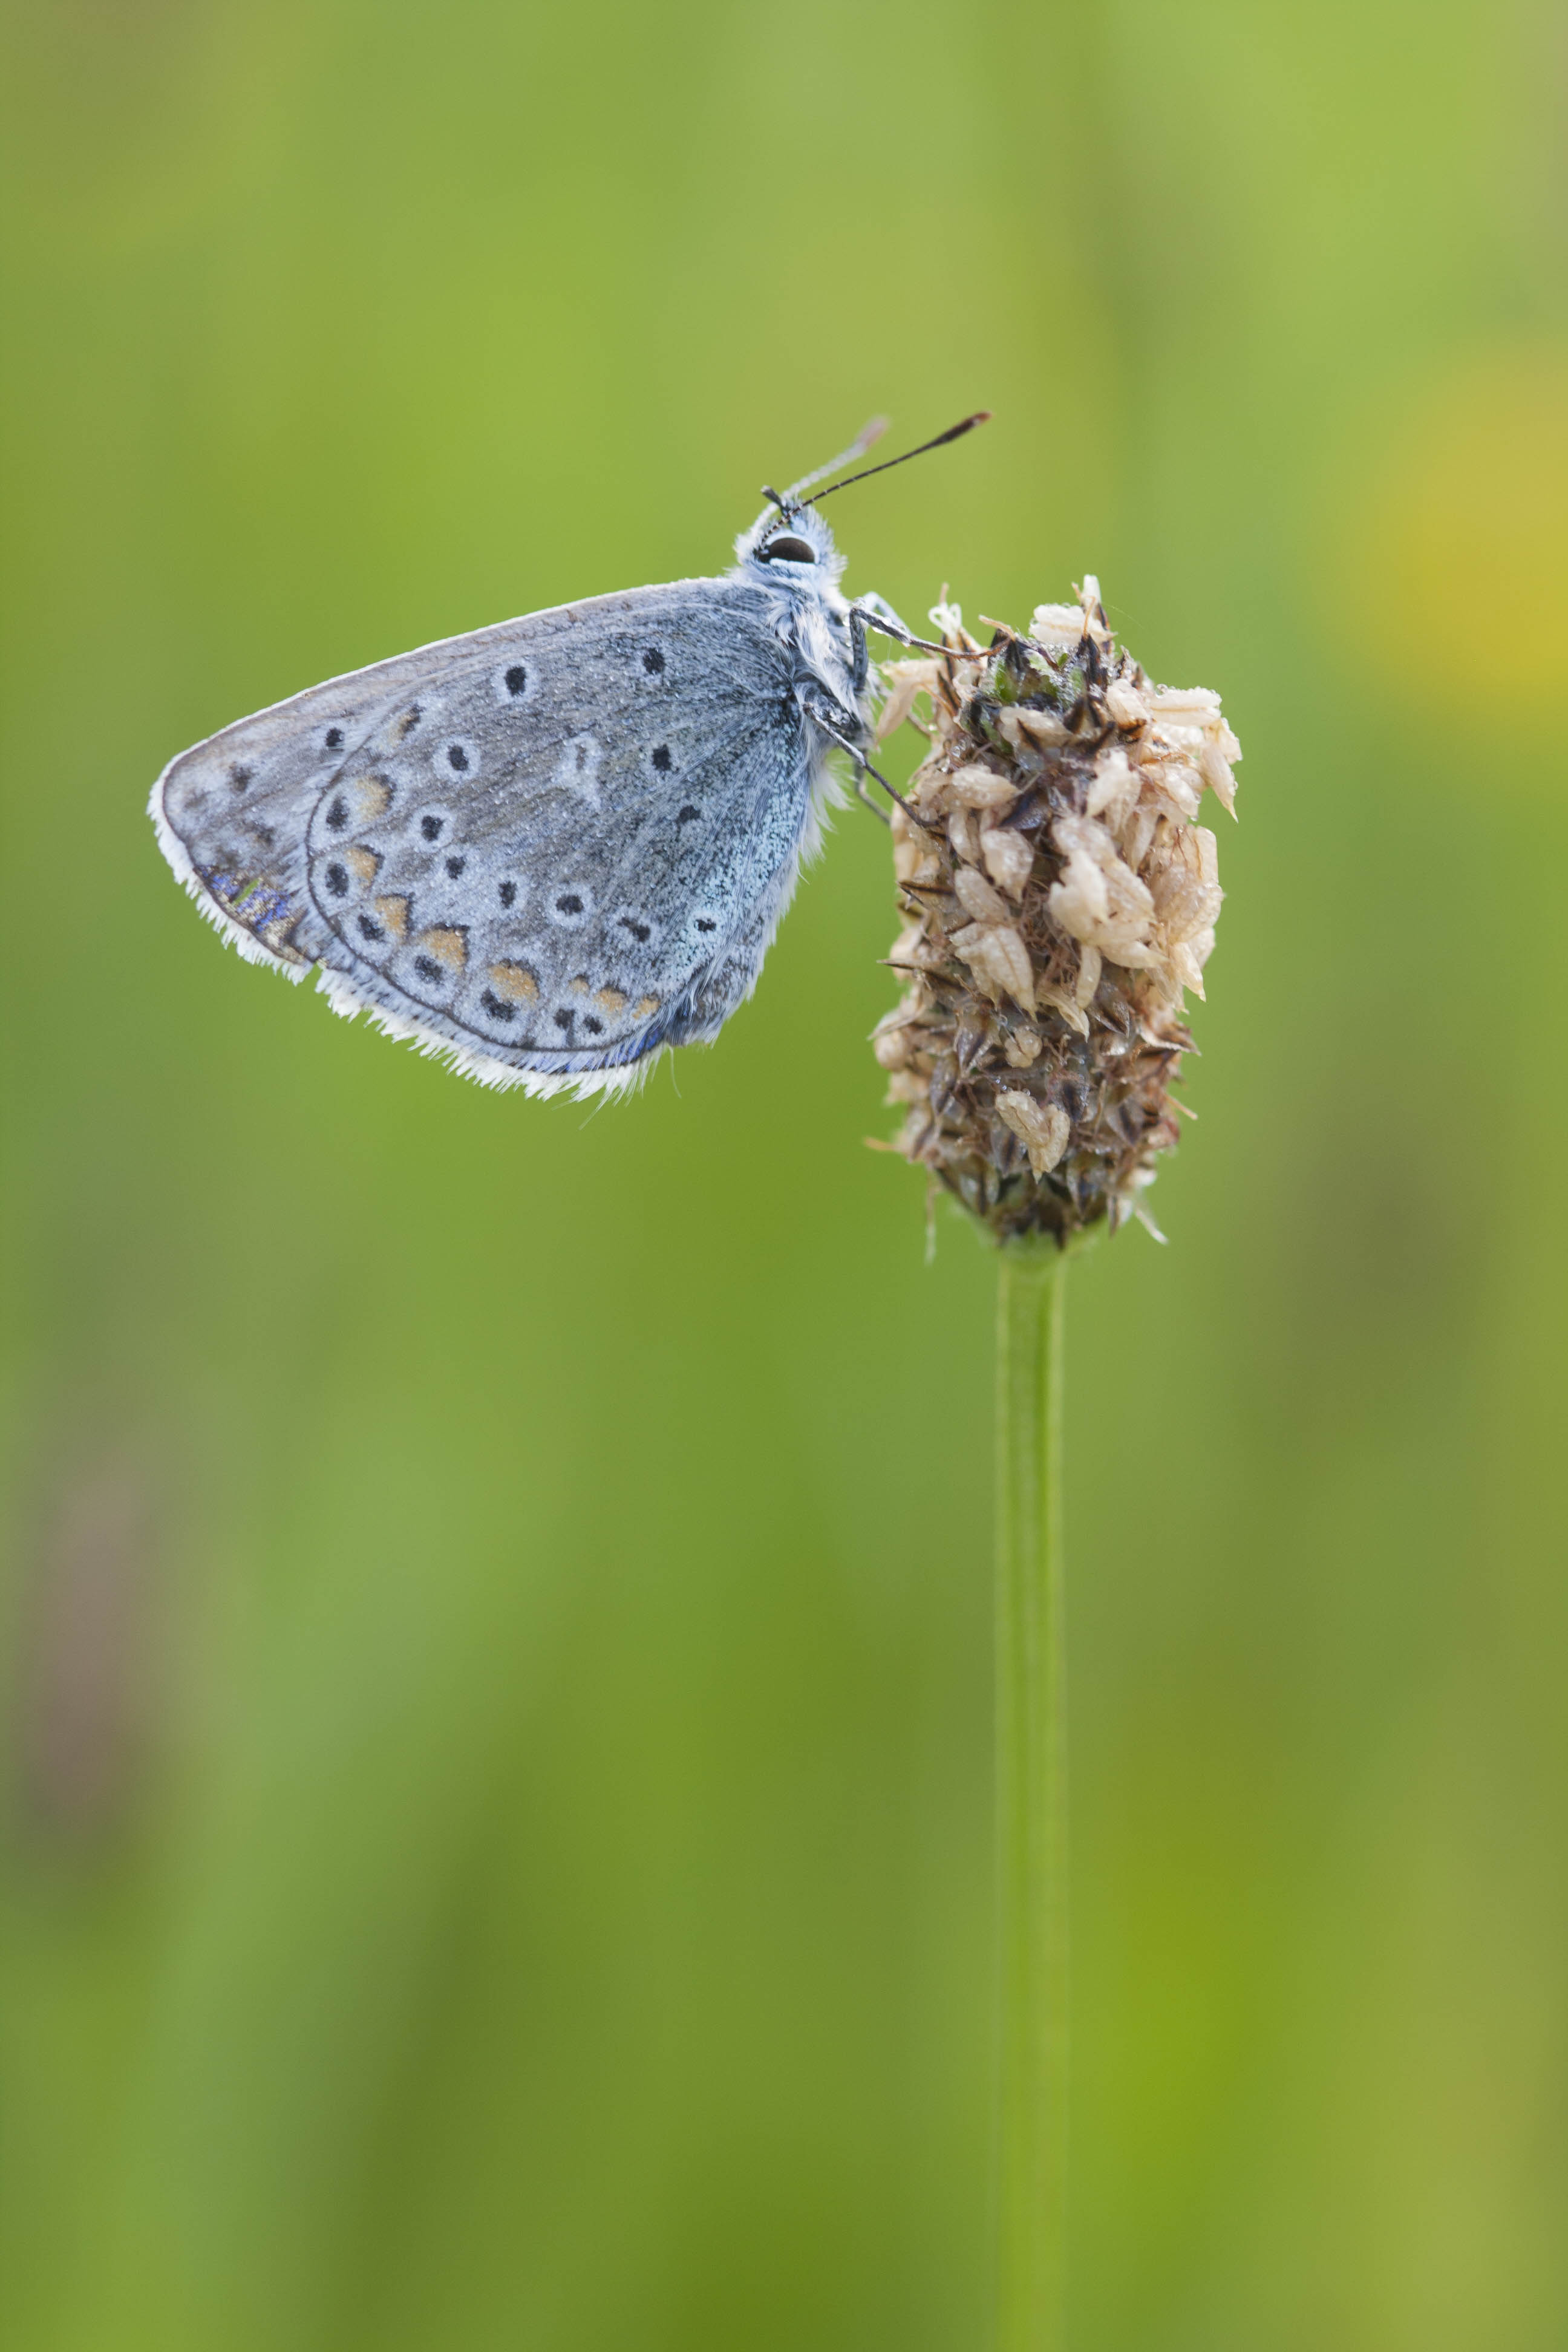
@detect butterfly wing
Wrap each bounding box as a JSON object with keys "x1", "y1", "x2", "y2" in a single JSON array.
[{"x1": 152, "y1": 579, "x2": 824, "y2": 1095}]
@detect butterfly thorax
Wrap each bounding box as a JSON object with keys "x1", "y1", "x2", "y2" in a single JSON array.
[{"x1": 730, "y1": 503, "x2": 872, "y2": 750}]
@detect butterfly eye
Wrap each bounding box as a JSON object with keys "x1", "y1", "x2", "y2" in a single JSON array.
[{"x1": 762, "y1": 535, "x2": 816, "y2": 564}]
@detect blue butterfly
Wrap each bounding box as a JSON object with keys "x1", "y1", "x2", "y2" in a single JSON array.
[{"x1": 150, "y1": 414, "x2": 987, "y2": 1097}]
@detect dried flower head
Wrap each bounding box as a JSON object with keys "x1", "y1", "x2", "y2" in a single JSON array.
[{"x1": 871, "y1": 580, "x2": 1241, "y2": 1247}]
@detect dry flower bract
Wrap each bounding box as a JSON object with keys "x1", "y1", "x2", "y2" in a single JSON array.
[{"x1": 872, "y1": 580, "x2": 1240, "y2": 1246}]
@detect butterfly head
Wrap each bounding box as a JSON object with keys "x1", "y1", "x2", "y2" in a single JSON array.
[
  {"x1": 734, "y1": 413, "x2": 989, "y2": 591},
  {"x1": 734, "y1": 498, "x2": 844, "y2": 587}
]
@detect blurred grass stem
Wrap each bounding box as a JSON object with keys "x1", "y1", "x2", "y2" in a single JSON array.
[{"x1": 995, "y1": 1244, "x2": 1069, "y2": 2352}]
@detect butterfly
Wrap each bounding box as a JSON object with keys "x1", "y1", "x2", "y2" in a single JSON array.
[{"x1": 149, "y1": 414, "x2": 987, "y2": 1099}]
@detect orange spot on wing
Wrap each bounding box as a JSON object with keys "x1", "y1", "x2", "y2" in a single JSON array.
[
  {"x1": 488, "y1": 960, "x2": 538, "y2": 1002},
  {"x1": 419, "y1": 925, "x2": 467, "y2": 972},
  {"x1": 350, "y1": 774, "x2": 392, "y2": 821}
]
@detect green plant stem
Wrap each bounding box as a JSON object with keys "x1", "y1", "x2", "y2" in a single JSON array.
[{"x1": 995, "y1": 1244, "x2": 1069, "y2": 2352}]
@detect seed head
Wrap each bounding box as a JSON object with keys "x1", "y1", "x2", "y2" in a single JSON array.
[{"x1": 871, "y1": 581, "x2": 1240, "y2": 1247}]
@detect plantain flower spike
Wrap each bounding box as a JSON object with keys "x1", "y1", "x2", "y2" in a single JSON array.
[{"x1": 871, "y1": 580, "x2": 1241, "y2": 1247}]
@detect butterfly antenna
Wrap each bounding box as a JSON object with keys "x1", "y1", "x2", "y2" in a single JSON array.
[
  {"x1": 783, "y1": 416, "x2": 890, "y2": 502},
  {"x1": 800, "y1": 412, "x2": 991, "y2": 507}
]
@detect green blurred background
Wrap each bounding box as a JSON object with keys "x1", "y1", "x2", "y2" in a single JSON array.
[{"x1": 2, "y1": 2, "x2": 1565, "y2": 2345}]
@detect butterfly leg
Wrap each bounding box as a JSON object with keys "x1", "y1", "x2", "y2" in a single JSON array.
[
  {"x1": 800, "y1": 677, "x2": 934, "y2": 832},
  {"x1": 845, "y1": 594, "x2": 913, "y2": 699},
  {"x1": 850, "y1": 597, "x2": 983, "y2": 660},
  {"x1": 853, "y1": 590, "x2": 918, "y2": 644},
  {"x1": 851, "y1": 772, "x2": 892, "y2": 827},
  {"x1": 809, "y1": 712, "x2": 939, "y2": 835}
]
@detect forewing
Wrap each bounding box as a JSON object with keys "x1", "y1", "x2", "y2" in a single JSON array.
[{"x1": 152, "y1": 580, "x2": 815, "y2": 1090}]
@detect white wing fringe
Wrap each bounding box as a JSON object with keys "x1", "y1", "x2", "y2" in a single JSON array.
[{"x1": 312, "y1": 968, "x2": 659, "y2": 1102}]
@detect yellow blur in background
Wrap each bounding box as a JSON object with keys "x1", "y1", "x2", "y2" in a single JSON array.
[{"x1": 2, "y1": 4, "x2": 1565, "y2": 2348}]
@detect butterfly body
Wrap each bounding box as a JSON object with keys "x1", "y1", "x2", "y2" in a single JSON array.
[{"x1": 150, "y1": 498, "x2": 877, "y2": 1097}]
